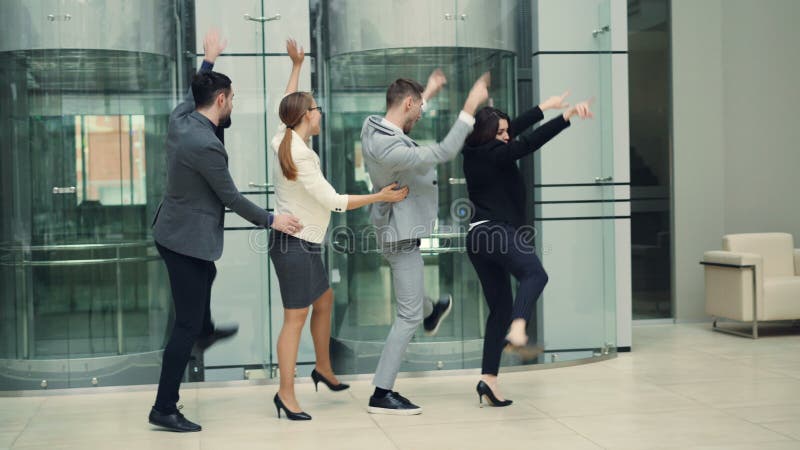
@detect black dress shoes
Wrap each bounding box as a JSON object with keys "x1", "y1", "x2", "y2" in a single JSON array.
[
  {"x1": 311, "y1": 368, "x2": 350, "y2": 392},
  {"x1": 476, "y1": 381, "x2": 512, "y2": 407},
  {"x1": 148, "y1": 407, "x2": 201, "y2": 432},
  {"x1": 423, "y1": 294, "x2": 453, "y2": 336},
  {"x1": 195, "y1": 325, "x2": 239, "y2": 352},
  {"x1": 273, "y1": 393, "x2": 312, "y2": 420},
  {"x1": 367, "y1": 391, "x2": 422, "y2": 415}
]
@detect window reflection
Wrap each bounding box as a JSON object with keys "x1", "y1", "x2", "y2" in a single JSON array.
[{"x1": 74, "y1": 115, "x2": 147, "y2": 206}]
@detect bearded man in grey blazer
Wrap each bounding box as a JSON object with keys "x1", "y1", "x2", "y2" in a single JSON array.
[
  {"x1": 148, "y1": 30, "x2": 301, "y2": 432},
  {"x1": 361, "y1": 71, "x2": 489, "y2": 415}
]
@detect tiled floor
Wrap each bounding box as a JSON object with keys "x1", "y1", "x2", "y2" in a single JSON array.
[{"x1": 2, "y1": 323, "x2": 800, "y2": 449}]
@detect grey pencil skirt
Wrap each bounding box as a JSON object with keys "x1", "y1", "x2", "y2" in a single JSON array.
[{"x1": 268, "y1": 230, "x2": 330, "y2": 309}]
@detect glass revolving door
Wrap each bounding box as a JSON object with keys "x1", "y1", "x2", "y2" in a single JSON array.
[
  {"x1": 0, "y1": 0, "x2": 186, "y2": 390},
  {"x1": 325, "y1": 47, "x2": 516, "y2": 374}
]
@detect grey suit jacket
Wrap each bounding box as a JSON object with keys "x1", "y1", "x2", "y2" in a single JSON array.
[
  {"x1": 360, "y1": 115, "x2": 472, "y2": 245},
  {"x1": 153, "y1": 64, "x2": 271, "y2": 261}
]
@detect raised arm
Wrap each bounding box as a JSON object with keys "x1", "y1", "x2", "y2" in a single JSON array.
[
  {"x1": 173, "y1": 30, "x2": 227, "y2": 116},
  {"x1": 509, "y1": 91, "x2": 569, "y2": 137},
  {"x1": 372, "y1": 118, "x2": 474, "y2": 172},
  {"x1": 374, "y1": 72, "x2": 491, "y2": 172},
  {"x1": 487, "y1": 98, "x2": 594, "y2": 165},
  {"x1": 285, "y1": 38, "x2": 304, "y2": 95}
]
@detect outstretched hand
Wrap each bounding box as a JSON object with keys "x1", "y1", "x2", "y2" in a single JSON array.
[
  {"x1": 203, "y1": 29, "x2": 228, "y2": 64},
  {"x1": 423, "y1": 68, "x2": 447, "y2": 101},
  {"x1": 540, "y1": 91, "x2": 570, "y2": 111},
  {"x1": 563, "y1": 97, "x2": 595, "y2": 121},
  {"x1": 463, "y1": 72, "x2": 491, "y2": 115},
  {"x1": 286, "y1": 38, "x2": 305, "y2": 66}
]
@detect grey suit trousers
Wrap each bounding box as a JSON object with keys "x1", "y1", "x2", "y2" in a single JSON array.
[{"x1": 373, "y1": 240, "x2": 434, "y2": 390}]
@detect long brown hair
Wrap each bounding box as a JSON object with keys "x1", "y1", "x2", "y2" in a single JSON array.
[{"x1": 278, "y1": 92, "x2": 314, "y2": 180}]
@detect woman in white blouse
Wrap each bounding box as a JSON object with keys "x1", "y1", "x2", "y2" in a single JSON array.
[{"x1": 269, "y1": 39, "x2": 408, "y2": 420}]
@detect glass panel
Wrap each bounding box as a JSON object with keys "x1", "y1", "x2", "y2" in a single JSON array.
[
  {"x1": 529, "y1": 0, "x2": 617, "y2": 361},
  {"x1": 325, "y1": 47, "x2": 516, "y2": 375},
  {"x1": 597, "y1": 0, "x2": 618, "y2": 351}
]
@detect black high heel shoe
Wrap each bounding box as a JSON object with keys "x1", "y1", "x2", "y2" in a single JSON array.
[
  {"x1": 476, "y1": 381, "x2": 513, "y2": 407},
  {"x1": 311, "y1": 368, "x2": 350, "y2": 392},
  {"x1": 273, "y1": 393, "x2": 312, "y2": 420}
]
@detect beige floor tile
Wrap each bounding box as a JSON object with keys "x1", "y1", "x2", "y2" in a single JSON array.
[
  {"x1": 199, "y1": 427, "x2": 397, "y2": 450},
  {"x1": 0, "y1": 398, "x2": 43, "y2": 432},
  {"x1": 762, "y1": 419, "x2": 800, "y2": 441},
  {"x1": 12, "y1": 437, "x2": 201, "y2": 450},
  {"x1": 559, "y1": 409, "x2": 792, "y2": 449},
  {"x1": 720, "y1": 404, "x2": 800, "y2": 424},
  {"x1": 682, "y1": 442, "x2": 800, "y2": 450},
  {"x1": 522, "y1": 384, "x2": 703, "y2": 417},
  {"x1": 382, "y1": 418, "x2": 601, "y2": 450},
  {"x1": 0, "y1": 431, "x2": 20, "y2": 448},
  {"x1": 662, "y1": 378, "x2": 800, "y2": 407}
]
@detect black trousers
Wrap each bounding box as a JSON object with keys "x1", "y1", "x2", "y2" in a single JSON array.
[
  {"x1": 466, "y1": 222, "x2": 549, "y2": 375},
  {"x1": 154, "y1": 242, "x2": 216, "y2": 413}
]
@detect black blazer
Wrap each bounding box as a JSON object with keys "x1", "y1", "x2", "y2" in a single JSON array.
[{"x1": 462, "y1": 106, "x2": 570, "y2": 229}]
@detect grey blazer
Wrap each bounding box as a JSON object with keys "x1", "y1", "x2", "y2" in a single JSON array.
[
  {"x1": 360, "y1": 115, "x2": 472, "y2": 244},
  {"x1": 153, "y1": 65, "x2": 271, "y2": 261}
]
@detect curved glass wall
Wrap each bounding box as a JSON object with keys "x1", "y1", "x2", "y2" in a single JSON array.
[{"x1": 0, "y1": 0, "x2": 190, "y2": 390}]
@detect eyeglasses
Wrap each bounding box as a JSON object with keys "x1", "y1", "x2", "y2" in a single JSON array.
[{"x1": 308, "y1": 106, "x2": 322, "y2": 112}]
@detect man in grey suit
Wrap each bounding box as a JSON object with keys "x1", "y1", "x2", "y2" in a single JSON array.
[
  {"x1": 361, "y1": 71, "x2": 489, "y2": 415},
  {"x1": 148, "y1": 30, "x2": 301, "y2": 432}
]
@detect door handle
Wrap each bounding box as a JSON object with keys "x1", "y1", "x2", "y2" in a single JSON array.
[
  {"x1": 248, "y1": 182, "x2": 273, "y2": 189},
  {"x1": 52, "y1": 186, "x2": 76, "y2": 194},
  {"x1": 448, "y1": 178, "x2": 466, "y2": 185},
  {"x1": 243, "y1": 13, "x2": 281, "y2": 23},
  {"x1": 594, "y1": 176, "x2": 614, "y2": 184},
  {"x1": 592, "y1": 25, "x2": 610, "y2": 38}
]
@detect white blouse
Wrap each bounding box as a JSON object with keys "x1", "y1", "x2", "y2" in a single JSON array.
[{"x1": 270, "y1": 124, "x2": 349, "y2": 244}]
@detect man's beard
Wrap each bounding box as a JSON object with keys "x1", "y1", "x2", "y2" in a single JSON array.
[{"x1": 220, "y1": 114, "x2": 232, "y2": 129}]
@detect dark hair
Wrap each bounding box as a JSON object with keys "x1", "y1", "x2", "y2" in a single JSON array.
[
  {"x1": 386, "y1": 78, "x2": 424, "y2": 110},
  {"x1": 466, "y1": 107, "x2": 511, "y2": 147},
  {"x1": 191, "y1": 71, "x2": 232, "y2": 108},
  {"x1": 277, "y1": 92, "x2": 315, "y2": 181}
]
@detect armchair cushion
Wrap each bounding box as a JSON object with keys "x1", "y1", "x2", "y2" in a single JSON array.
[
  {"x1": 703, "y1": 251, "x2": 764, "y2": 321},
  {"x1": 763, "y1": 277, "x2": 800, "y2": 320},
  {"x1": 723, "y1": 233, "x2": 794, "y2": 277}
]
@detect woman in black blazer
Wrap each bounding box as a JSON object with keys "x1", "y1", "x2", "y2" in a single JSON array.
[{"x1": 462, "y1": 92, "x2": 593, "y2": 407}]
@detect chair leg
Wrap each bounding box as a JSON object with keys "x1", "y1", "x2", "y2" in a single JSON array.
[{"x1": 711, "y1": 317, "x2": 758, "y2": 339}]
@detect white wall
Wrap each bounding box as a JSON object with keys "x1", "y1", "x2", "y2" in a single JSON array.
[{"x1": 672, "y1": 0, "x2": 800, "y2": 321}]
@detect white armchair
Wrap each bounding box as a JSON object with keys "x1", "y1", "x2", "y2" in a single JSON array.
[{"x1": 702, "y1": 233, "x2": 800, "y2": 338}]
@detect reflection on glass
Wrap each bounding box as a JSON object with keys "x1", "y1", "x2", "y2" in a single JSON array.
[
  {"x1": 75, "y1": 115, "x2": 148, "y2": 206},
  {"x1": 628, "y1": 0, "x2": 672, "y2": 319}
]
